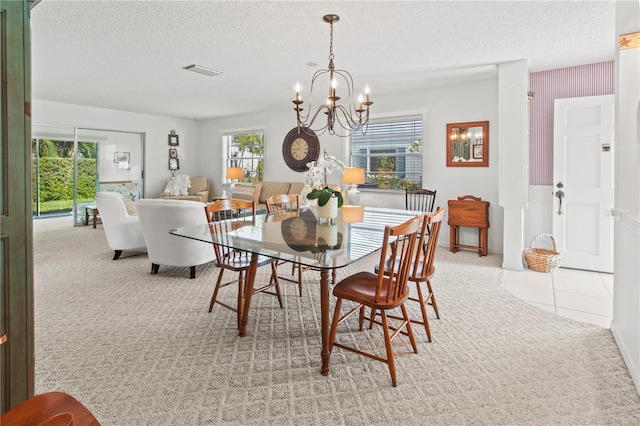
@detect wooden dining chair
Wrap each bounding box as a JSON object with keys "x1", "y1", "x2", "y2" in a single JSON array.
[
  {"x1": 265, "y1": 194, "x2": 306, "y2": 296},
  {"x1": 0, "y1": 391, "x2": 100, "y2": 426},
  {"x1": 204, "y1": 199, "x2": 282, "y2": 328},
  {"x1": 406, "y1": 188, "x2": 437, "y2": 237},
  {"x1": 328, "y1": 215, "x2": 421, "y2": 387},
  {"x1": 265, "y1": 193, "x2": 299, "y2": 215},
  {"x1": 405, "y1": 188, "x2": 437, "y2": 212},
  {"x1": 374, "y1": 207, "x2": 446, "y2": 342}
]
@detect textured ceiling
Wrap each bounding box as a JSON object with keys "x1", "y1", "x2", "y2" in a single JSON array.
[{"x1": 30, "y1": 0, "x2": 616, "y2": 120}]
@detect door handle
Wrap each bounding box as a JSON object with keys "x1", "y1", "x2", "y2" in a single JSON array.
[
  {"x1": 555, "y1": 182, "x2": 565, "y2": 215},
  {"x1": 555, "y1": 189, "x2": 565, "y2": 215}
]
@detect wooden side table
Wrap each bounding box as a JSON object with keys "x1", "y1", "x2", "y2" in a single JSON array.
[
  {"x1": 448, "y1": 195, "x2": 490, "y2": 256},
  {"x1": 84, "y1": 205, "x2": 100, "y2": 229}
]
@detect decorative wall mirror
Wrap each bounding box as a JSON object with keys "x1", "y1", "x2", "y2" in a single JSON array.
[{"x1": 446, "y1": 121, "x2": 489, "y2": 167}]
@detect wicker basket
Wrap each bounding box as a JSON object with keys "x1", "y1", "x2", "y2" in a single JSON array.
[{"x1": 523, "y1": 234, "x2": 561, "y2": 272}]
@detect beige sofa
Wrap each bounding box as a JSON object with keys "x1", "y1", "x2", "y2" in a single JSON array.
[
  {"x1": 231, "y1": 181, "x2": 347, "y2": 212},
  {"x1": 160, "y1": 176, "x2": 210, "y2": 203},
  {"x1": 232, "y1": 181, "x2": 306, "y2": 212}
]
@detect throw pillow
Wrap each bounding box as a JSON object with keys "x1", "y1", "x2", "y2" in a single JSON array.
[
  {"x1": 164, "y1": 174, "x2": 191, "y2": 196},
  {"x1": 123, "y1": 197, "x2": 137, "y2": 216},
  {"x1": 232, "y1": 183, "x2": 262, "y2": 203}
]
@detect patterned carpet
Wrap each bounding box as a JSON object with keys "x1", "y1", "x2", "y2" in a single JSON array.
[{"x1": 33, "y1": 216, "x2": 640, "y2": 425}]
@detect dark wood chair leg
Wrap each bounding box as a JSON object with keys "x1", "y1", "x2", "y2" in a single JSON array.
[
  {"x1": 190, "y1": 265, "x2": 196, "y2": 279},
  {"x1": 209, "y1": 269, "x2": 225, "y2": 313},
  {"x1": 426, "y1": 280, "x2": 439, "y2": 319},
  {"x1": 268, "y1": 263, "x2": 283, "y2": 308},
  {"x1": 380, "y1": 311, "x2": 397, "y2": 387},
  {"x1": 113, "y1": 250, "x2": 122, "y2": 260},
  {"x1": 151, "y1": 263, "x2": 159, "y2": 274},
  {"x1": 416, "y1": 282, "x2": 432, "y2": 342}
]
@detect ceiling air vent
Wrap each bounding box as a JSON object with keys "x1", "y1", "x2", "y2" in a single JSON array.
[{"x1": 183, "y1": 64, "x2": 222, "y2": 77}]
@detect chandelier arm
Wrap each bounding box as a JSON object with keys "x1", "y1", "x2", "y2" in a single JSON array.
[
  {"x1": 332, "y1": 69, "x2": 358, "y2": 115},
  {"x1": 333, "y1": 104, "x2": 361, "y2": 128},
  {"x1": 298, "y1": 68, "x2": 333, "y2": 123},
  {"x1": 299, "y1": 104, "x2": 331, "y2": 131}
]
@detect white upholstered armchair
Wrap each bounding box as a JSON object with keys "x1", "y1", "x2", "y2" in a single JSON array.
[
  {"x1": 159, "y1": 175, "x2": 209, "y2": 203},
  {"x1": 135, "y1": 198, "x2": 215, "y2": 279},
  {"x1": 94, "y1": 192, "x2": 146, "y2": 260}
]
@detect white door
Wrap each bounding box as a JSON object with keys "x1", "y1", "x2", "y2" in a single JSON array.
[{"x1": 553, "y1": 94, "x2": 614, "y2": 273}]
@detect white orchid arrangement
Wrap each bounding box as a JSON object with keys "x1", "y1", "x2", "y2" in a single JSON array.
[
  {"x1": 304, "y1": 151, "x2": 345, "y2": 190},
  {"x1": 408, "y1": 139, "x2": 422, "y2": 153}
]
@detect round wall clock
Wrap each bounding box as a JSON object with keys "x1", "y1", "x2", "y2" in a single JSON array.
[{"x1": 282, "y1": 127, "x2": 320, "y2": 172}]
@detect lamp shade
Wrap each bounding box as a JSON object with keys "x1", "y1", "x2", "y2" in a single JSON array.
[
  {"x1": 342, "y1": 205, "x2": 364, "y2": 223},
  {"x1": 226, "y1": 167, "x2": 243, "y2": 180},
  {"x1": 342, "y1": 167, "x2": 365, "y2": 185}
]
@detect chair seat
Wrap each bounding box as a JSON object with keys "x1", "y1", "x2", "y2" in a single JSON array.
[
  {"x1": 217, "y1": 254, "x2": 276, "y2": 271},
  {"x1": 0, "y1": 392, "x2": 100, "y2": 426},
  {"x1": 334, "y1": 271, "x2": 409, "y2": 310}
]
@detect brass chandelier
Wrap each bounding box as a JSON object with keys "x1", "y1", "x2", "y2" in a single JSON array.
[{"x1": 293, "y1": 14, "x2": 373, "y2": 137}]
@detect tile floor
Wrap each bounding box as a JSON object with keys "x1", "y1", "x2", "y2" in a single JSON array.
[{"x1": 502, "y1": 267, "x2": 613, "y2": 328}]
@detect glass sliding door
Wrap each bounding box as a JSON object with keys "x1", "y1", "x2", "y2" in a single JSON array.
[
  {"x1": 31, "y1": 124, "x2": 78, "y2": 218},
  {"x1": 76, "y1": 128, "x2": 144, "y2": 226},
  {"x1": 32, "y1": 124, "x2": 144, "y2": 225}
]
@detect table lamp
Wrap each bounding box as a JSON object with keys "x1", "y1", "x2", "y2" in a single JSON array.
[
  {"x1": 341, "y1": 205, "x2": 364, "y2": 223},
  {"x1": 226, "y1": 166, "x2": 243, "y2": 195},
  {"x1": 342, "y1": 167, "x2": 365, "y2": 205}
]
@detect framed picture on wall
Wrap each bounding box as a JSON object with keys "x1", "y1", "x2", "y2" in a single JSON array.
[
  {"x1": 169, "y1": 148, "x2": 178, "y2": 158},
  {"x1": 113, "y1": 152, "x2": 130, "y2": 163},
  {"x1": 169, "y1": 158, "x2": 180, "y2": 170},
  {"x1": 168, "y1": 134, "x2": 179, "y2": 146},
  {"x1": 473, "y1": 144, "x2": 483, "y2": 159}
]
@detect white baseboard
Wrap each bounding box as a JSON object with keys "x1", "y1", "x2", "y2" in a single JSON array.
[{"x1": 611, "y1": 321, "x2": 640, "y2": 396}]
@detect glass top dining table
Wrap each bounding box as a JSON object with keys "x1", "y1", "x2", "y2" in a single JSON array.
[{"x1": 170, "y1": 205, "x2": 422, "y2": 376}]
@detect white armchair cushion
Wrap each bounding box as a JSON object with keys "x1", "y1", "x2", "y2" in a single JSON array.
[
  {"x1": 94, "y1": 192, "x2": 146, "y2": 258},
  {"x1": 135, "y1": 198, "x2": 215, "y2": 276}
]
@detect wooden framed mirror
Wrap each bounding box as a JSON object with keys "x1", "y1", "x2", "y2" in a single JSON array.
[{"x1": 446, "y1": 121, "x2": 489, "y2": 167}]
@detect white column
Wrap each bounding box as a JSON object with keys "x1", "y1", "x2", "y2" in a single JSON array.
[
  {"x1": 498, "y1": 60, "x2": 529, "y2": 271},
  {"x1": 611, "y1": 0, "x2": 640, "y2": 395}
]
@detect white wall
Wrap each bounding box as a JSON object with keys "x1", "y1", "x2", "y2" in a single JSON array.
[
  {"x1": 197, "y1": 78, "x2": 504, "y2": 253},
  {"x1": 32, "y1": 100, "x2": 197, "y2": 198}
]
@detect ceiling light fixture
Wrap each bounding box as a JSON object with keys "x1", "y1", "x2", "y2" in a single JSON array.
[
  {"x1": 183, "y1": 64, "x2": 222, "y2": 77},
  {"x1": 293, "y1": 14, "x2": 373, "y2": 137}
]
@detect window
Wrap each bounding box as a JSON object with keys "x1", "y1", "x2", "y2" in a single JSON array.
[
  {"x1": 349, "y1": 115, "x2": 422, "y2": 189},
  {"x1": 224, "y1": 130, "x2": 264, "y2": 182}
]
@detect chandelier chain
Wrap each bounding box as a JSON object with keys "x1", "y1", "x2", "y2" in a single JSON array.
[{"x1": 329, "y1": 21, "x2": 334, "y2": 61}]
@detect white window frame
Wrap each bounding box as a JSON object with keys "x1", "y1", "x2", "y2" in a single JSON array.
[
  {"x1": 347, "y1": 114, "x2": 424, "y2": 190},
  {"x1": 222, "y1": 128, "x2": 265, "y2": 184}
]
